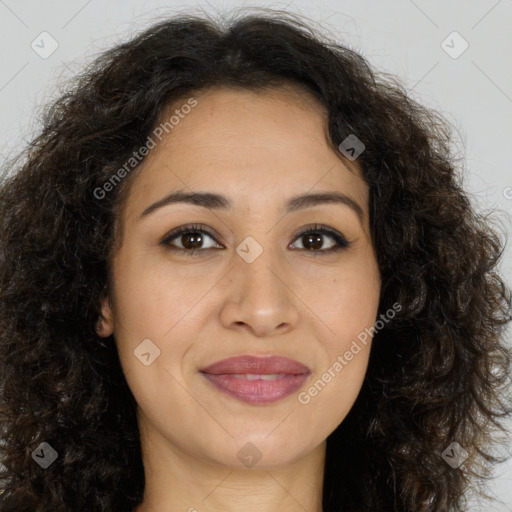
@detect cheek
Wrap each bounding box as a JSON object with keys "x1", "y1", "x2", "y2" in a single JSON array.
[
  {"x1": 294, "y1": 340, "x2": 371, "y2": 445},
  {"x1": 111, "y1": 247, "x2": 198, "y2": 337},
  {"x1": 108, "y1": 252, "x2": 188, "y2": 382},
  {"x1": 109, "y1": 266, "x2": 197, "y2": 420},
  {"x1": 297, "y1": 254, "x2": 379, "y2": 423},
  {"x1": 304, "y1": 254, "x2": 381, "y2": 342},
  {"x1": 109, "y1": 249, "x2": 223, "y2": 395}
]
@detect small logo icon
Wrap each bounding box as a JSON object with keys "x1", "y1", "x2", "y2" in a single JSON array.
[
  {"x1": 134, "y1": 338, "x2": 161, "y2": 366},
  {"x1": 236, "y1": 236, "x2": 263, "y2": 263},
  {"x1": 338, "y1": 134, "x2": 365, "y2": 161},
  {"x1": 237, "y1": 442, "x2": 263, "y2": 468},
  {"x1": 441, "y1": 31, "x2": 469, "y2": 59},
  {"x1": 441, "y1": 441, "x2": 469, "y2": 468},
  {"x1": 31, "y1": 32, "x2": 59, "y2": 59},
  {"x1": 31, "y1": 441, "x2": 58, "y2": 469},
  {"x1": 503, "y1": 186, "x2": 512, "y2": 200}
]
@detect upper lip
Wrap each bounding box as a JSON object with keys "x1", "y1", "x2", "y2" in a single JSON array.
[{"x1": 200, "y1": 355, "x2": 311, "y2": 375}]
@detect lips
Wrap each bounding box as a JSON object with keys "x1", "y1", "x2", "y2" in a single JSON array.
[
  {"x1": 200, "y1": 355, "x2": 311, "y2": 375},
  {"x1": 200, "y1": 355, "x2": 311, "y2": 404}
]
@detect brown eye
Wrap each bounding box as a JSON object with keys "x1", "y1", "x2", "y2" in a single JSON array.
[
  {"x1": 177, "y1": 232, "x2": 206, "y2": 250},
  {"x1": 160, "y1": 223, "x2": 350, "y2": 257},
  {"x1": 290, "y1": 225, "x2": 350, "y2": 254},
  {"x1": 160, "y1": 224, "x2": 222, "y2": 256}
]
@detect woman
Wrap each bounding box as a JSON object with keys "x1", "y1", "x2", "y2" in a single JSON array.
[{"x1": 0, "y1": 8, "x2": 511, "y2": 512}]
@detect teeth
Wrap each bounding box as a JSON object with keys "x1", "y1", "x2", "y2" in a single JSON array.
[{"x1": 232, "y1": 373, "x2": 287, "y2": 380}]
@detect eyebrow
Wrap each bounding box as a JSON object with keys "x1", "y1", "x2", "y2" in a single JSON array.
[{"x1": 139, "y1": 190, "x2": 365, "y2": 222}]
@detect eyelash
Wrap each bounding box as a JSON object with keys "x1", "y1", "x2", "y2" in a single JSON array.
[{"x1": 160, "y1": 223, "x2": 351, "y2": 257}]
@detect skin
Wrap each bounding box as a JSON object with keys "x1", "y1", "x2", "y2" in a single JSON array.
[{"x1": 96, "y1": 84, "x2": 381, "y2": 512}]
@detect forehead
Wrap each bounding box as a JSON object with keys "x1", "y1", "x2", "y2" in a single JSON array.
[{"x1": 120, "y1": 85, "x2": 368, "y2": 221}]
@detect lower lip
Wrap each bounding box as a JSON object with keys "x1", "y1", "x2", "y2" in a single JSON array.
[{"x1": 201, "y1": 373, "x2": 310, "y2": 404}]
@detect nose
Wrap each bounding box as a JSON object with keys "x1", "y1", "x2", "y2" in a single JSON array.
[{"x1": 218, "y1": 243, "x2": 300, "y2": 338}]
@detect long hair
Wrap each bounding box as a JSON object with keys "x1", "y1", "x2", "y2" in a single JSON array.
[{"x1": 1, "y1": 8, "x2": 511, "y2": 511}]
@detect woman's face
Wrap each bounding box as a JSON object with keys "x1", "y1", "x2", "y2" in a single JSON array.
[{"x1": 97, "y1": 85, "x2": 381, "y2": 469}]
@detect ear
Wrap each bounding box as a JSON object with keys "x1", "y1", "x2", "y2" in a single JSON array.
[{"x1": 96, "y1": 294, "x2": 114, "y2": 338}]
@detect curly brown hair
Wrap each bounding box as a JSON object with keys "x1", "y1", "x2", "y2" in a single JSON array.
[{"x1": 1, "y1": 8, "x2": 511, "y2": 512}]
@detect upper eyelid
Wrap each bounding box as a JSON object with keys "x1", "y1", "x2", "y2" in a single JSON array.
[{"x1": 161, "y1": 224, "x2": 221, "y2": 245}]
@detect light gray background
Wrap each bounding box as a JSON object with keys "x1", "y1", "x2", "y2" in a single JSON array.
[{"x1": 0, "y1": 0, "x2": 511, "y2": 509}]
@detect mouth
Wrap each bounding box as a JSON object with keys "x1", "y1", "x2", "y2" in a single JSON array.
[{"x1": 199, "y1": 355, "x2": 311, "y2": 404}]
